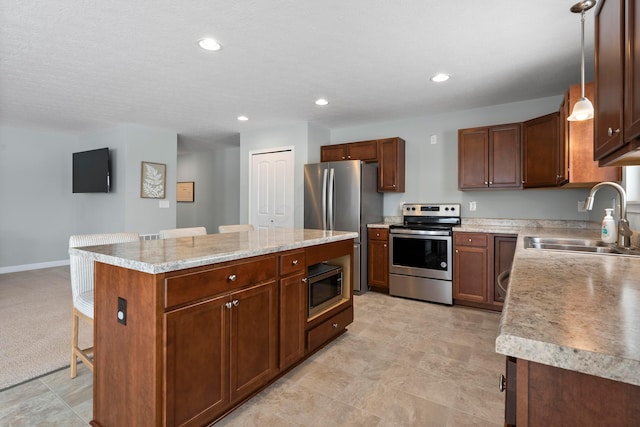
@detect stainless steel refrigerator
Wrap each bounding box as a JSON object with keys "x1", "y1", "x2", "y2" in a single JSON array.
[{"x1": 304, "y1": 160, "x2": 383, "y2": 294}]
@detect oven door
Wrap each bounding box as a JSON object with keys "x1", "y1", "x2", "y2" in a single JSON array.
[{"x1": 389, "y1": 230, "x2": 452, "y2": 281}]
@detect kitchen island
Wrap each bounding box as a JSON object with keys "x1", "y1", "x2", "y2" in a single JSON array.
[
  {"x1": 494, "y1": 227, "x2": 640, "y2": 425},
  {"x1": 71, "y1": 228, "x2": 357, "y2": 427}
]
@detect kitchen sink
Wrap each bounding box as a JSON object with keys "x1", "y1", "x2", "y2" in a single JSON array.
[{"x1": 523, "y1": 236, "x2": 640, "y2": 256}]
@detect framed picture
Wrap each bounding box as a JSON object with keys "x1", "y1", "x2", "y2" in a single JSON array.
[
  {"x1": 140, "y1": 161, "x2": 166, "y2": 199},
  {"x1": 176, "y1": 181, "x2": 195, "y2": 202}
]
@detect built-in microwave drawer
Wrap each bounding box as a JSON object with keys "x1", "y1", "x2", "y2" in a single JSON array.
[
  {"x1": 164, "y1": 255, "x2": 277, "y2": 309},
  {"x1": 307, "y1": 307, "x2": 353, "y2": 354}
]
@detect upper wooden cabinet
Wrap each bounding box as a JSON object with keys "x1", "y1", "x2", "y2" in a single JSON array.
[
  {"x1": 522, "y1": 112, "x2": 561, "y2": 188},
  {"x1": 458, "y1": 123, "x2": 522, "y2": 190},
  {"x1": 595, "y1": 0, "x2": 640, "y2": 165},
  {"x1": 377, "y1": 137, "x2": 405, "y2": 192},
  {"x1": 320, "y1": 140, "x2": 377, "y2": 162},
  {"x1": 320, "y1": 137, "x2": 405, "y2": 192}
]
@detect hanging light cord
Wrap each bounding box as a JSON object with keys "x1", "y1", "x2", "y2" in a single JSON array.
[{"x1": 580, "y1": 10, "x2": 586, "y2": 99}]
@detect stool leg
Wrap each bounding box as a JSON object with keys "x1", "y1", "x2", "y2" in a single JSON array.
[{"x1": 70, "y1": 309, "x2": 79, "y2": 378}]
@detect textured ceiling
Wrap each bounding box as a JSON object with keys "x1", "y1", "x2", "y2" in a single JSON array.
[{"x1": 0, "y1": 1, "x2": 596, "y2": 149}]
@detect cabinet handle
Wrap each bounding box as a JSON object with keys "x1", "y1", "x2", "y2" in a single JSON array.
[
  {"x1": 291, "y1": 259, "x2": 299, "y2": 265},
  {"x1": 301, "y1": 277, "x2": 308, "y2": 283},
  {"x1": 484, "y1": 181, "x2": 488, "y2": 185},
  {"x1": 228, "y1": 274, "x2": 237, "y2": 282},
  {"x1": 455, "y1": 249, "x2": 459, "y2": 253},
  {"x1": 489, "y1": 181, "x2": 493, "y2": 185},
  {"x1": 347, "y1": 155, "x2": 351, "y2": 159},
  {"x1": 376, "y1": 233, "x2": 380, "y2": 237},
  {"x1": 522, "y1": 180, "x2": 525, "y2": 184},
  {"x1": 383, "y1": 244, "x2": 387, "y2": 248},
  {"x1": 499, "y1": 374, "x2": 507, "y2": 392},
  {"x1": 608, "y1": 127, "x2": 621, "y2": 136},
  {"x1": 332, "y1": 323, "x2": 338, "y2": 328},
  {"x1": 468, "y1": 238, "x2": 472, "y2": 242},
  {"x1": 232, "y1": 299, "x2": 239, "y2": 307},
  {"x1": 225, "y1": 302, "x2": 232, "y2": 309}
]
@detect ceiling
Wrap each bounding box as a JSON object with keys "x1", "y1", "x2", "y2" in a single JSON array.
[{"x1": 0, "y1": 1, "x2": 597, "y2": 150}]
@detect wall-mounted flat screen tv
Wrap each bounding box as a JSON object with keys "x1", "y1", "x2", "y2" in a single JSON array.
[{"x1": 72, "y1": 147, "x2": 111, "y2": 193}]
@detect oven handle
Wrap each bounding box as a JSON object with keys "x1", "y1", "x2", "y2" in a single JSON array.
[{"x1": 390, "y1": 229, "x2": 451, "y2": 237}]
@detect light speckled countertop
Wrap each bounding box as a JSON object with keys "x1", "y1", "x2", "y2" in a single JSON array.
[
  {"x1": 494, "y1": 227, "x2": 640, "y2": 387},
  {"x1": 70, "y1": 228, "x2": 357, "y2": 274}
]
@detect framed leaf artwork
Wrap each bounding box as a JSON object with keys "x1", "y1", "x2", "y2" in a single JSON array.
[{"x1": 140, "y1": 161, "x2": 166, "y2": 199}]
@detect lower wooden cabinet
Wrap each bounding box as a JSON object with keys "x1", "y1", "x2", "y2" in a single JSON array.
[
  {"x1": 368, "y1": 228, "x2": 389, "y2": 290},
  {"x1": 279, "y1": 271, "x2": 306, "y2": 370},
  {"x1": 502, "y1": 357, "x2": 640, "y2": 425},
  {"x1": 453, "y1": 232, "x2": 516, "y2": 311}
]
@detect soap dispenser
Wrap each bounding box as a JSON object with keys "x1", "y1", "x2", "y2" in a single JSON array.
[{"x1": 601, "y1": 208, "x2": 617, "y2": 244}]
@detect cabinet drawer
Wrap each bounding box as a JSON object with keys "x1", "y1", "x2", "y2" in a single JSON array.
[
  {"x1": 164, "y1": 256, "x2": 277, "y2": 309},
  {"x1": 368, "y1": 228, "x2": 389, "y2": 241},
  {"x1": 307, "y1": 307, "x2": 353, "y2": 353},
  {"x1": 454, "y1": 233, "x2": 488, "y2": 247},
  {"x1": 279, "y1": 250, "x2": 306, "y2": 276}
]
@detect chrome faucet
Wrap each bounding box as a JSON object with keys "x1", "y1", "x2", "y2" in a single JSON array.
[{"x1": 584, "y1": 181, "x2": 633, "y2": 248}]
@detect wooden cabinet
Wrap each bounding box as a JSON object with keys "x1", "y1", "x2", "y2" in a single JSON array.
[
  {"x1": 453, "y1": 232, "x2": 516, "y2": 311},
  {"x1": 493, "y1": 235, "x2": 517, "y2": 304},
  {"x1": 453, "y1": 232, "x2": 489, "y2": 302},
  {"x1": 92, "y1": 239, "x2": 354, "y2": 427},
  {"x1": 319, "y1": 137, "x2": 405, "y2": 192},
  {"x1": 503, "y1": 357, "x2": 640, "y2": 425},
  {"x1": 377, "y1": 137, "x2": 406, "y2": 192},
  {"x1": 458, "y1": 123, "x2": 522, "y2": 190},
  {"x1": 320, "y1": 140, "x2": 377, "y2": 162},
  {"x1": 367, "y1": 228, "x2": 389, "y2": 290},
  {"x1": 522, "y1": 112, "x2": 561, "y2": 188},
  {"x1": 595, "y1": 0, "x2": 640, "y2": 165},
  {"x1": 278, "y1": 250, "x2": 306, "y2": 370},
  {"x1": 562, "y1": 83, "x2": 622, "y2": 186}
]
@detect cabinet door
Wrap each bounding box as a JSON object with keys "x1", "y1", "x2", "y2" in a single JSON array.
[
  {"x1": 595, "y1": 0, "x2": 625, "y2": 159},
  {"x1": 458, "y1": 128, "x2": 489, "y2": 189},
  {"x1": 229, "y1": 280, "x2": 279, "y2": 403},
  {"x1": 489, "y1": 124, "x2": 522, "y2": 189},
  {"x1": 558, "y1": 92, "x2": 570, "y2": 184},
  {"x1": 625, "y1": 0, "x2": 640, "y2": 141},
  {"x1": 320, "y1": 144, "x2": 346, "y2": 162},
  {"x1": 378, "y1": 137, "x2": 405, "y2": 192},
  {"x1": 493, "y1": 235, "x2": 517, "y2": 304},
  {"x1": 346, "y1": 140, "x2": 378, "y2": 161},
  {"x1": 279, "y1": 273, "x2": 306, "y2": 370},
  {"x1": 454, "y1": 245, "x2": 488, "y2": 302},
  {"x1": 368, "y1": 230, "x2": 389, "y2": 288},
  {"x1": 522, "y1": 113, "x2": 560, "y2": 188},
  {"x1": 165, "y1": 295, "x2": 229, "y2": 427}
]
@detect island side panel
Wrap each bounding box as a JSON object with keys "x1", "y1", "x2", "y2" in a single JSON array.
[{"x1": 92, "y1": 262, "x2": 164, "y2": 427}]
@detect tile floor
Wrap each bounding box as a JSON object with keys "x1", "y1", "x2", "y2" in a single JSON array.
[{"x1": 0, "y1": 292, "x2": 504, "y2": 426}]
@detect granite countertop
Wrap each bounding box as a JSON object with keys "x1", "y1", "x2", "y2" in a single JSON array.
[
  {"x1": 494, "y1": 226, "x2": 640, "y2": 387},
  {"x1": 70, "y1": 228, "x2": 357, "y2": 274}
]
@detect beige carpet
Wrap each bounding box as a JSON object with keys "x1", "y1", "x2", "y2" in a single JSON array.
[{"x1": 0, "y1": 266, "x2": 92, "y2": 390}]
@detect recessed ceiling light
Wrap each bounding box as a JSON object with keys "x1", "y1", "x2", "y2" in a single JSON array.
[
  {"x1": 237, "y1": 116, "x2": 249, "y2": 121},
  {"x1": 315, "y1": 98, "x2": 329, "y2": 106},
  {"x1": 198, "y1": 38, "x2": 222, "y2": 51},
  {"x1": 430, "y1": 73, "x2": 450, "y2": 83}
]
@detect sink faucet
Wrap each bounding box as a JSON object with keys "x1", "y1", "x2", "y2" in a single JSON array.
[{"x1": 584, "y1": 181, "x2": 633, "y2": 248}]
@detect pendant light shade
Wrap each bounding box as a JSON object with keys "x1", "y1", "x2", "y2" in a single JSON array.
[{"x1": 567, "y1": 1, "x2": 596, "y2": 121}]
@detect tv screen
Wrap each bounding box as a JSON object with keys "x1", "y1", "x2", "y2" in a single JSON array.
[{"x1": 72, "y1": 148, "x2": 111, "y2": 193}]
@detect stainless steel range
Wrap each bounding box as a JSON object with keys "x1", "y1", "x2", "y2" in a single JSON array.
[{"x1": 389, "y1": 203, "x2": 461, "y2": 304}]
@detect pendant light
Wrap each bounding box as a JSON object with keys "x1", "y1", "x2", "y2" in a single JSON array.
[{"x1": 567, "y1": 0, "x2": 597, "y2": 121}]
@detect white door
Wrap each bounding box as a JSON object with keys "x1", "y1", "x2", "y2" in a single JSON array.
[{"x1": 250, "y1": 149, "x2": 294, "y2": 229}]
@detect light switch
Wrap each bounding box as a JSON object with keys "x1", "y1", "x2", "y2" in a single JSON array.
[{"x1": 159, "y1": 200, "x2": 170, "y2": 208}]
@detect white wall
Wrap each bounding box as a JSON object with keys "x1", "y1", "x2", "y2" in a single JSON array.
[
  {"x1": 239, "y1": 122, "x2": 321, "y2": 227},
  {"x1": 177, "y1": 146, "x2": 240, "y2": 233},
  {"x1": 331, "y1": 95, "x2": 593, "y2": 220},
  {"x1": 0, "y1": 124, "x2": 178, "y2": 270}
]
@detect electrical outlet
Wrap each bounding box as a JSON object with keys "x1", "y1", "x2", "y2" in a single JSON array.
[
  {"x1": 117, "y1": 297, "x2": 127, "y2": 325},
  {"x1": 430, "y1": 134, "x2": 437, "y2": 145},
  {"x1": 578, "y1": 200, "x2": 587, "y2": 212},
  {"x1": 469, "y1": 201, "x2": 477, "y2": 211}
]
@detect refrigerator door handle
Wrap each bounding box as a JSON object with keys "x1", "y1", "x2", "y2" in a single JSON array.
[
  {"x1": 328, "y1": 167, "x2": 335, "y2": 230},
  {"x1": 322, "y1": 168, "x2": 328, "y2": 230}
]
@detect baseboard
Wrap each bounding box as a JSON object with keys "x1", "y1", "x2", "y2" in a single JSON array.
[{"x1": 0, "y1": 259, "x2": 70, "y2": 274}]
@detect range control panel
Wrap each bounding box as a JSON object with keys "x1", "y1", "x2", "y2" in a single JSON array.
[{"x1": 402, "y1": 203, "x2": 461, "y2": 218}]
